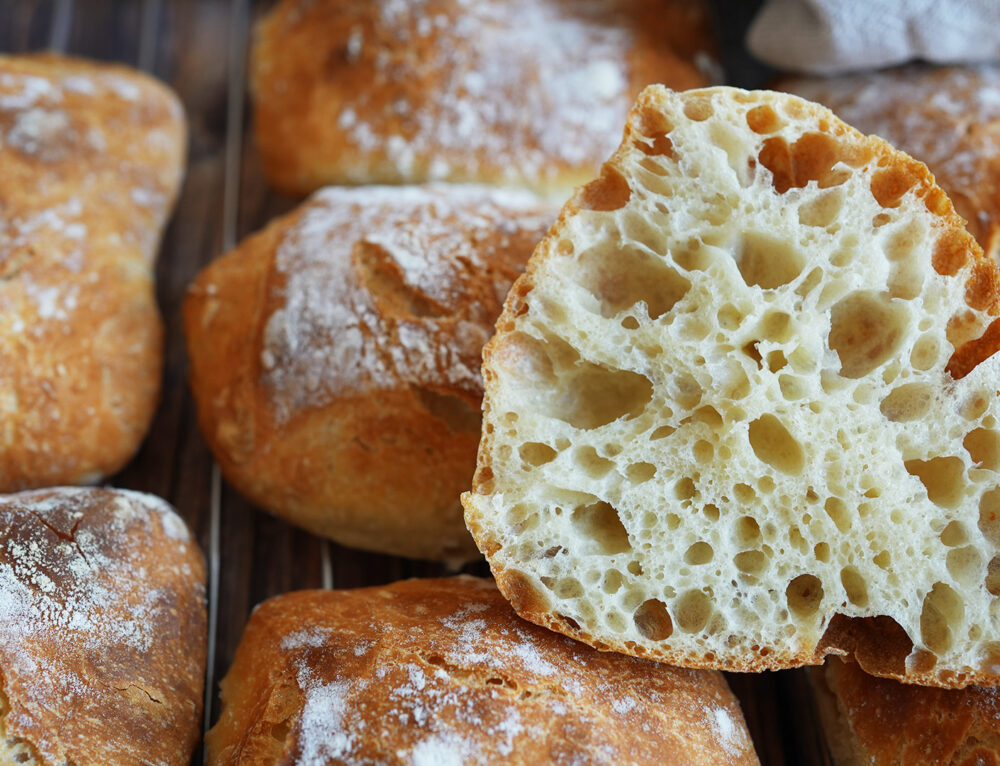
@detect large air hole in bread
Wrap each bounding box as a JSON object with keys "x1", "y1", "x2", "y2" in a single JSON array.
[{"x1": 463, "y1": 86, "x2": 1000, "y2": 687}]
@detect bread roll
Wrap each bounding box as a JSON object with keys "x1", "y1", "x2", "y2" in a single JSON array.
[
  {"x1": 184, "y1": 184, "x2": 556, "y2": 562},
  {"x1": 250, "y1": 0, "x2": 716, "y2": 197},
  {"x1": 0, "y1": 487, "x2": 206, "y2": 765},
  {"x1": 0, "y1": 53, "x2": 186, "y2": 492},
  {"x1": 781, "y1": 65, "x2": 1000, "y2": 265},
  {"x1": 206, "y1": 576, "x2": 758, "y2": 765},
  {"x1": 813, "y1": 658, "x2": 1000, "y2": 765},
  {"x1": 463, "y1": 85, "x2": 1000, "y2": 686}
]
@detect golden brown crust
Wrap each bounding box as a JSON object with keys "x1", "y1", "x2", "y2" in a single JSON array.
[
  {"x1": 0, "y1": 53, "x2": 186, "y2": 492},
  {"x1": 206, "y1": 576, "x2": 759, "y2": 766},
  {"x1": 250, "y1": 0, "x2": 715, "y2": 197},
  {"x1": 184, "y1": 185, "x2": 556, "y2": 562},
  {"x1": 814, "y1": 658, "x2": 1000, "y2": 766},
  {"x1": 0, "y1": 487, "x2": 206, "y2": 766},
  {"x1": 780, "y1": 65, "x2": 1000, "y2": 267}
]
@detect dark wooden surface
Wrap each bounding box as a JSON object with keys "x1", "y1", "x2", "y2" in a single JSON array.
[{"x1": 0, "y1": 1, "x2": 832, "y2": 763}]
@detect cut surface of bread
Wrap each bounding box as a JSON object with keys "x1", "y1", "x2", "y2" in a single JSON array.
[
  {"x1": 0, "y1": 53, "x2": 186, "y2": 491},
  {"x1": 781, "y1": 64, "x2": 1000, "y2": 266},
  {"x1": 813, "y1": 658, "x2": 1000, "y2": 766},
  {"x1": 251, "y1": 0, "x2": 716, "y2": 196},
  {"x1": 185, "y1": 184, "x2": 556, "y2": 562},
  {"x1": 206, "y1": 576, "x2": 758, "y2": 765},
  {"x1": 0, "y1": 487, "x2": 206, "y2": 766},
  {"x1": 464, "y1": 85, "x2": 1000, "y2": 687}
]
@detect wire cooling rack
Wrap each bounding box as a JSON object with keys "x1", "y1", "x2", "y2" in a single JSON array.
[{"x1": 0, "y1": 2, "x2": 832, "y2": 763}]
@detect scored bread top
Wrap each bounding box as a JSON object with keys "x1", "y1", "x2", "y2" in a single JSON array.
[
  {"x1": 185, "y1": 184, "x2": 556, "y2": 561},
  {"x1": 250, "y1": 0, "x2": 715, "y2": 196},
  {"x1": 0, "y1": 53, "x2": 186, "y2": 491},
  {"x1": 781, "y1": 64, "x2": 1000, "y2": 266},
  {"x1": 205, "y1": 576, "x2": 758, "y2": 765},
  {"x1": 0, "y1": 487, "x2": 206, "y2": 766},
  {"x1": 813, "y1": 658, "x2": 1000, "y2": 766},
  {"x1": 463, "y1": 85, "x2": 1000, "y2": 687}
]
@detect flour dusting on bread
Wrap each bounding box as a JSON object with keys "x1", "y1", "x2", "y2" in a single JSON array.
[
  {"x1": 0, "y1": 54, "x2": 185, "y2": 492},
  {"x1": 251, "y1": 0, "x2": 716, "y2": 194},
  {"x1": 0, "y1": 487, "x2": 205, "y2": 766},
  {"x1": 324, "y1": 1, "x2": 633, "y2": 182},
  {"x1": 261, "y1": 185, "x2": 554, "y2": 423},
  {"x1": 206, "y1": 577, "x2": 757, "y2": 765}
]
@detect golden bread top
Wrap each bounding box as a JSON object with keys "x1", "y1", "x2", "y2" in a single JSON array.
[
  {"x1": 0, "y1": 487, "x2": 206, "y2": 766},
  {"x1": 0, "y1": 53, "x2": 186, "y2": 490},
  {"x1": 190, "y1": 184, "x2": 555, "y2": 426},
  {"x1": 251, "y1": 0, "x2": 715, "y2": 195},
  {"x1": 207, "y1": 576, "x2": 757, "y2": 765}
]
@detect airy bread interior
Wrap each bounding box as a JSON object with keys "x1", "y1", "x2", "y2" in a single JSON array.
[{"x1": 464, "y1": 85, "x2": 1000, "y2": 687}]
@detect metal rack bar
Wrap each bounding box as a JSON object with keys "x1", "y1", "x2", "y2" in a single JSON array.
[
  {"x1": 202, "y1": 0, "x2": 250, "y2": 750},
  {"x1": 47, "y1": 0, "x2": 72, "y2": 52},
  {"x1": 137, "y1": 0, "x2": 160, "y2": 74},
  {"x1": 321, "y1": 539, "x2": 334, "y2": 590}
]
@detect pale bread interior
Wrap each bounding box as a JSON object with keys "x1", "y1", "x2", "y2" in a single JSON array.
[{"x1": 464, "y1": 86, "x2": 1000, "y2": 686}]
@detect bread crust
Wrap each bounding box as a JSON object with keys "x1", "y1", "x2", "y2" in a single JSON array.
[
  {"x1": 0, "y1": 487, "x2": 206, "y2": 766},
  {"x1": 250, "y1": 0, "x2": 715, "y2": 196},
  {"x1": 0, "y1": 53, "x2": 186, "y2": 491},
  {"x1": 781, "y1": 65, "x2": 1000, "y2": 267},
  {"x1": 463, "y1": 85, "x2": 1000, "y2": 685},
  {"x1": 813, "y1": 658, "x2": 1000, "y2": 766},
  {"x1": 206, "y1": 576, "x2": 759, "y2": 765},
  {"x1": 184, "y1": 185, "x2": 556, "y2": 562}
]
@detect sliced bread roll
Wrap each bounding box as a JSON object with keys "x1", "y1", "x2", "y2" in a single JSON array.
[
  {"x1": 205, "y1": 576, "x2": 758, "y2": 765},
  {"x1": 463, "y1": 85, "x2": 1000, "y2": 687},
  {"x1": 0, "y1": 487, "x2": 206, "y2": 765},
  {"x1": 813, "y1": 658, "x2": 1000, "y2": 765},
  {"x1": 780, "y1": 64, "x2": 1000, "y2": 265},
  {"x1": 185, "y1": 185, "x2": 556, "y2": 562}
]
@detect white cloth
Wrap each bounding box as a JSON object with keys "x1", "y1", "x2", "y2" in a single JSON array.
[{"x1": 747, "y1": 0, "x2": 1000, "y2": 75}]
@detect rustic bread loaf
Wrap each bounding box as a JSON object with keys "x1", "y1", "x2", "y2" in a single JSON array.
[
  {"x1": 185, "y1": 184, "x2": 556, "y2": 562},
  {"x1": 813, "y1": 658, "x2": 1000, "y2": 765},
  {"x1": 205, "y1": 576, "x2": 758, "y2": 765},
  {"x1": 250, "y1": 0, "x2": 716, "y2": 197},
  {"x1": 463, "y1": 85, "x2": 1000, "y2": 687},
  {"x1": 0, "y1": 53, "x2": 186, "y2": 492},
  {"x1": 781, "y1": 64, "x2": 1000, "y2": 265},
  {"x1": 0, "y1": 487, "x2": 206, "y2": 765}
]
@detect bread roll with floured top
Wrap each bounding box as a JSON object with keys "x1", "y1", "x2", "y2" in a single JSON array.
[
  {"x1": 184, "y1": 185, "x2": 556, "y2": 562},
  {"x1": 205, "y1": 576, "x2": 758, "y2": 765},
  {"x1": 781, "y1": 65, "x2": 1000, "y2": 265},
  {"x1": 0, "y1": 53, "x2": 185, "y2": 492},
  {"x1": 813, "y1": 658, "x2": 1000, "y2": 765},
  {"x1": 463, "y1": 85, "x2": 1000, "y2": 687},
  {"x1": 250, "y1": 0, "x2": 716, "y2": 197},
  {"x1": 0, "y1": 487, "x2": 206, "y2": 765}
]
